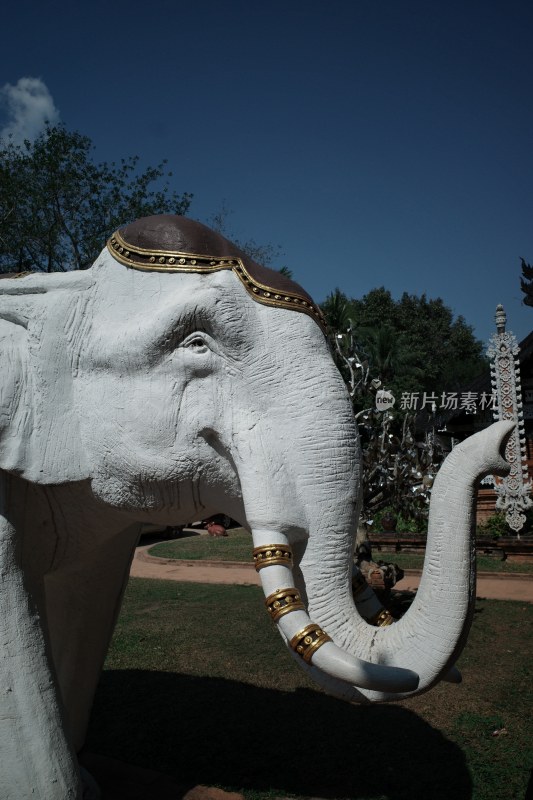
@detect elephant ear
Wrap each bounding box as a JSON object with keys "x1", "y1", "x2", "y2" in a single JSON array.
[{"x1": 0, "y1": 270, "x2": 94, "y2": 483}]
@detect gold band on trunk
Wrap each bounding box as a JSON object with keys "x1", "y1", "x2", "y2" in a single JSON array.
[
  {"x1": 265, "y1": 588, "x2": 305, "y2": 622},
  {"x1": 290, "y1": 624, "x2": 332, "y2": 663},
  {"x1": 369, "y1": 608, "x2": 394, "y2": 627},
  {"x1": 253, "y1": 545, "x2": 293, "y2": 571}
]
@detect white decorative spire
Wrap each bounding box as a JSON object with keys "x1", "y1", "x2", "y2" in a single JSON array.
[{"x1": 487, "y1": 305, "x2": 532, "y2": 534}]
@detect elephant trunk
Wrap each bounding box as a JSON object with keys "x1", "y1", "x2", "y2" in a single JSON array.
[
  {"x1": 249, "y1": 420, "x2": 512, "y2": 701},
  {"x1": 235, "y1": 323, "x2": 512, "y2": 700},
  {"x1": 251, "y1": 529, "x2": 419, "y2": 693},
  {"x1": 238, "y1": 362, "x2": 419, "y2": 694}
]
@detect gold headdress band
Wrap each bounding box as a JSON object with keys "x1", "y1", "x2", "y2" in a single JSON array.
[{"x1": 107, "y1": 230, "x2": 327, "y2": 333}]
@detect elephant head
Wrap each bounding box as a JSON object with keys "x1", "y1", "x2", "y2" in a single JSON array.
[{"x1": 0, "y1": 214, "x2": 512, "y2": 798}]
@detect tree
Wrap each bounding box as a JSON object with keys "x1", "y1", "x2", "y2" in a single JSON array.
[
  {"x1": 520, "y1": 257, "x2": 533, "y2": 307},
  {"x1": 356, "y1": 324, "x2": 413, "y2": 386},
  {"x1": 0, "y1": 125, "x2": 192, "y2": 273},
  {"x1": 278, "y1": 265, "x2": 294, "y2": 279},
  {"x1": 321, "y1": 285, "x2": 486, "y2": 532},
  {"x1": 208, "y1": 200, "x2": 284, "y2": 270},
  {"x1": 321, "y1": 287, "x2": 353, "y2": 333},
  {"x1": 323, "y1": 286, "x2": 487, "y2": 402},
  {"x1": 393, "y1": 291, "x2": 487, "y2": 393}
]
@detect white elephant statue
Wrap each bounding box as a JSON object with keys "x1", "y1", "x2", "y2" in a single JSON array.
[{"x1": 0, "y1": 214, "x2": 512, "y2": 799}]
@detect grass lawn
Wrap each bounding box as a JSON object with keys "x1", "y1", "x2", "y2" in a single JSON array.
[
  {"x1": 86, "y1": 578, "x2": 533, "y2": 800},
  {"x1": 148, "y1": 529, "x2": 533, "y2": 574},
  {"x1": 149, "y1": 527, "x2": 253, "y2": 562}
]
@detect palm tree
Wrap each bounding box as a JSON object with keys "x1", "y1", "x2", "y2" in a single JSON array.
[
  {"x1": 357, "y1": 325, "x2": 424, "y2": 392},
  {"x1": 322, "y1": 288, "x2": 353, "y2": 333}
]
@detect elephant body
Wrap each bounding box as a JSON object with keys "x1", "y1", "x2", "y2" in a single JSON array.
[{"x1": 0, "y1": 216, "x2": 511, "y2": 799}]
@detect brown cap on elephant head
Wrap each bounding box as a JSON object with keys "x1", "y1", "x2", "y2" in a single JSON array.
[{"x1": 107, "y1": 214, "x2": 327, "y2": 333}]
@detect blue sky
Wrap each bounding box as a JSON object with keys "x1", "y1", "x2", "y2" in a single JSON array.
[{"x1": 2, "y1": 0, "x2": 532, "y2": 345}]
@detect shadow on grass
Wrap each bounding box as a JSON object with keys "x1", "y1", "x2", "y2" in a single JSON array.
[{"x1": 86, "y1": 670, "x2": 472, "y2": 800}]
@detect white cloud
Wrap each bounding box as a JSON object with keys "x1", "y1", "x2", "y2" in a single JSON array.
[{"x1": 0, "y1": 77, "x2": 60, "y2": 144}]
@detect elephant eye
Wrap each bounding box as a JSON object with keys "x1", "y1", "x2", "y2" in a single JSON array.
[{"x1": 183, "y1": 333, "x2": 210, "y2": 354}]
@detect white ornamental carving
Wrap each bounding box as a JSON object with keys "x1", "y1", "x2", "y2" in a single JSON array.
[{"x1": 487, "y1": 305, "x2": 532, "y2": 534}]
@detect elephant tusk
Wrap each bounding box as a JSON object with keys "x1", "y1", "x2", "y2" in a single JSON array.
[{"x1": 252, "y1": 536, "x2": 419, "y2": 693}]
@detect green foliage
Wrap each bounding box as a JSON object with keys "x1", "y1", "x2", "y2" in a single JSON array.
[
  {"x1": 370, "y1": 506, "x2": 427, "y2": 533},
  {"x1": 477, "y1": 512, "x2": 511, "y2": 539},
  {"x1": 277, "y1": 265, "x2": 293, "y2": 278},
  {"x1": 520, "y1": 256, "x2": 533, "y2": 307},
  {"x1": 357, "y1": 324, "x2": 407, "y2": 384},
  {"x1": 477, "y1": 509, "x2": 533, "y2": 538},
  {"x1": 321, "y1": 286, "x2": 486, "y2": 527},
  {"x1": 0, "y1": 124, "x2": 192, "y2": 273},
  {"x1": 208, "y1": 200, "x2": 282, "y2": 268},
  {"x1": 321, "y1": 286, "x2": 487, "y2": 399},
  {"x1": 321, "y1": 287, "x2": 354, "y2": 333},
  {"x1": 234, "y1": 237, "x2": 283, "y2": 268}
]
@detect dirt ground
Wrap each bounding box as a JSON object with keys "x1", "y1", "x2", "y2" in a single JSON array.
[{"x1": 130, "y1": 543, "x2": 533, "y2": 602}]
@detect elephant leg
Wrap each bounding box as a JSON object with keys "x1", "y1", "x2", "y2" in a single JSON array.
[
  {"x1": 0, "y1": 474, "x2": 83, "y2": 800},
  {"x1": 43, "y1": 526, "x2": 140, "y2": 752}
]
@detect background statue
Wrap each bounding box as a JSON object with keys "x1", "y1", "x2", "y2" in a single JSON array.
[{"x1": 0, "y1": 215, "x2": 512, "y2": 799}]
